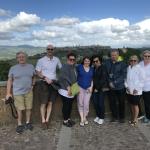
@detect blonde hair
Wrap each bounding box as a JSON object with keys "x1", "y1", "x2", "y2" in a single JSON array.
[{"x1": 129, "y1": 55, "x2": 139, "y2": 62}]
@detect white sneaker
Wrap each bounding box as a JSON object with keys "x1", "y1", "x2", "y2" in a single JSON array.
[
  {"x1": 97, "y1": 119, "x2": 104, "y2": 125},
  {"x1": 80, "y1": 122, "x2": 84, "y2": 127},
  {"x1": 94, "y1": 117, "x2": 99, "y2": 123},
  {"x1": 84, "y1": 120, "x2": 88, "y2": 125}
]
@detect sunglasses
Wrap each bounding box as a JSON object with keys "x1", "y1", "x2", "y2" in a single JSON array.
[
  {"x1": 130, "y1": 60, "x2": 137, "y2": 62},
  {"x1": 93, "y1": 60, "x2": 99, "y2": 63},
  {"x1": 47, "y1": 48, "x2": 54, "y2": 51},
  {"x1": 144, "y1": 55, "x2": 150, "y2": 58},
  {"x1": 69, "y1": 58, "x2": 75, "y2": 61}
]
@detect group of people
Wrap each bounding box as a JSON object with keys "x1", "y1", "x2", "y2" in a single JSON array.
[{"x1": 6, "y1": 44, "x2": 150, "y2": 134}]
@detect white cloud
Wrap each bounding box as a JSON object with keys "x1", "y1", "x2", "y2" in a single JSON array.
[
  {"x1": 1, "y1": 13, "x2": 150, "y2": 48},
  {"x1": 0, "y1": 12, "x2": 40, "y2": 32},
  {"x1": 136, "y1": 19, "x2": 150, "y2": 31},
  {"x1": 0, "y1": 8, "x2": 11, "y2": 17},
  {"x1": 77, "y1": 18, "x2": 129, "y2": 34},
  {"x1": 46, "y1": 17, "x2": 80, "y2": 26},
  {"x1": 32, "y1": 30, "x2": 63, "y2": 40}
]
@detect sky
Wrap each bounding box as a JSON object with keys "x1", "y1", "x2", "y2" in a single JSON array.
[{"x1": 0, "y1": 0, "x2": 150, "y2": 48}]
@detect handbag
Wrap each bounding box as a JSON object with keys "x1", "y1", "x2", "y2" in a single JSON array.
[
  {"x1": 5, "y1": 97, "x2": 18, "y2": 119},
  {"x1": 70, "y1": 82, "x2": 80, "y2": 96}
]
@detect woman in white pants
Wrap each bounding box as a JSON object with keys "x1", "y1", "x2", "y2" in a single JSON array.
[{"x1": 77, "y1": 56, "x2": 93, "y2": 126}]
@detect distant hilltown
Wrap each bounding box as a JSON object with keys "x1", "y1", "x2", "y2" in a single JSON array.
[{"x1": 0, "y1": 44, "x2": 149, "y2": 60}]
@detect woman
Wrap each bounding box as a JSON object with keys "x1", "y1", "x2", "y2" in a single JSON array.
[
  {"x1": 77, "y1": 56, "x2": 93, "y2": 126},
  {"x1": 58, "y1": 52, "x2": 77, "y2": 127},
  {"x1": 92, "y1": 55, "x2": 108, "y2": 125},
  {"x1": 125, "y1": 55, "x2": 145, "y2": 126},
  {"x1": 139, "y1": 50, "x2": 150, "y2": 123}
]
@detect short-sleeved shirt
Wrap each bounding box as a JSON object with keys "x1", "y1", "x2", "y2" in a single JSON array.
[
  {"x1": 8, "y1": 64, "x2": 35, "y2": 95},
  {"x1": 77, "y1": 64, "x2": 94, "y2": 89},
  {"x1": 36, "y1": 56, "x2": 62, "y2": 80}
]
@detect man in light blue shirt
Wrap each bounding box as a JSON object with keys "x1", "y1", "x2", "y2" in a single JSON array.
[{"x1": 6, "y1": 51, "x2": 35, "y2": 134}]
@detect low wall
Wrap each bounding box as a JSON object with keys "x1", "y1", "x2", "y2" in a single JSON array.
[{"x1": 0, "y1": 81, "x2": 143, "y2": 127}]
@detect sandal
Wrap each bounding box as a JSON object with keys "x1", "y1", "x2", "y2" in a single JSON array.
[
  {"x1": 128, "y1": 120, "x2": 133, "y2": 124},
  {"x1": 130, "y1": 121, "x2": 138, "y2": 127}
]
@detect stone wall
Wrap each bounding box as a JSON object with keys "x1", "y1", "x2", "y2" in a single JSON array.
[
  {"x1": 0, "y1": 81, "x2": 112, "y2": 126},
  {"x1": 0, "y1": 81, "x2": 143, "y2": 127}
]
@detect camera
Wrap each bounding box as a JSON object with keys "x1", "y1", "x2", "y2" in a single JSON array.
[{"x1": 5, "y1": 97, "x2": 14, "y2": 105}]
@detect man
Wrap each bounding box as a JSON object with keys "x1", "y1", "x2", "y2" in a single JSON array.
[
  {"x1": 105, "y1": 49, "x2": 127, "y2": 123},
  {"x1": 6, "y1": 51, "x2": 35, "y2": 134},
  {"x1": 36, "y1": 44, "x2": 62, "y2": 129}
]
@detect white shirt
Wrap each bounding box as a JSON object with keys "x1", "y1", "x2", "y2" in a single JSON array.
[
  {"x1": 58, "y1": 89, "x2": 74, "y2": 98},
  {"x1": 36, "y1": 56, "x2": 62, "y2": 80},
  {"x1": 125, "y1": 64, "x2": 145, "y2": 95},
  {"x1": 139, "y1": 61, "x2": 150, "y2": 92}
]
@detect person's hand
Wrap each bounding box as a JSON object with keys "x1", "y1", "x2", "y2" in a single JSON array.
[
  {"x1": 45, "y1": 77, "x2": 53, "y2": 84},
  {"x1": 109, "y1": 82, "x2": 115, "y2": 89},
  {"x1": 133, "y1": 89, "x2": 138, "y2": 95},
  {"x1": 68, "y1": 88, "x2": 72, "y2": 96},
  {"x1": 94, "y1": 89, "x2": 98, "y2": 92},
  {"x1": 87, "y1": 87, "x2": 92, "y2": 93},
  {"x1": 6, "y1": 94, "x2": 12, "y2": 100},
  {"x1": 126, "y1": 87, "x2": 130, "y2": 94}
]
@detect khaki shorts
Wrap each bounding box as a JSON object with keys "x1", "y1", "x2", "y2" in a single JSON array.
[{"x1": 14, "y1": 91, "x2": 33, "y2": 110}]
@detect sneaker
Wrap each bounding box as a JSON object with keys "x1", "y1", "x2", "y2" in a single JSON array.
[
  {"x1": 16, "y1": 125, "x2": 24, "y2": 134},
  {"x1": 137, "y1": 115, "x2": 145, "y2": 120},
  {"x1": 63, "y1": 121, "x2": 72, "y2": 127},
  {"x1": 25, "y1": 123, "x2": 33, "y2": 131},
  {"x1": 84, "y1": 120, "x2": 88, "y2": 125},
  {"x1": 94, "y1": 117, "x2": 99, "y2": 123},
  {"x1": 97, "y1": 119, "x2": 104, "y2": 125},
  {"x1": 80, "y1": 122, "x2": 84, "y2": 127},
  {"x1": 68, "y1": 119, "x2": 75, "y2": 126}
]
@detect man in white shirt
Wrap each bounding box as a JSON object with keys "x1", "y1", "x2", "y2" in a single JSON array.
[{"x1": 36, "y1": 44, "x2": 62, "y2": 129}]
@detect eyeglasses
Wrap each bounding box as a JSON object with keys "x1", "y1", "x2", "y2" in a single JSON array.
[
  {"x1": 47, "y1": 48, "x2": 54, "y2": 51},
  {"x1": 144, "y1": 55, "x2": 150, "y2": 58},
  {"x1": 69, "y1": 58, "x2": 75, "y2": 61},
  {"x1": 93, "y1": 60, "x2": 99, "y2": 63},
  {"x1": 130, "y1": 60, "x2": 137, "y2": 62}
]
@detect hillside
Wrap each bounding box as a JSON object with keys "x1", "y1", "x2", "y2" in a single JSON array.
[{"x1": 0, "y1": 45, "x2": 45, "y2": 60}]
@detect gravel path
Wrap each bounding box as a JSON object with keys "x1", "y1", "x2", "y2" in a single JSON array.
[{"x1": 0, "y1": 118, "x2": 150, "y2": 150}]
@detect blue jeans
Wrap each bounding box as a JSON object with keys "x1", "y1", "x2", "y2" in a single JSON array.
[{"x1": 92, "y1": 91, "x2": 105, "y2": 119}]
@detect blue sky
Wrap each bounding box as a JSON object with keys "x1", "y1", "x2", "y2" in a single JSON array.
[{"x1": 0, "y1": 0, "x2": 150, "y2": 47}]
